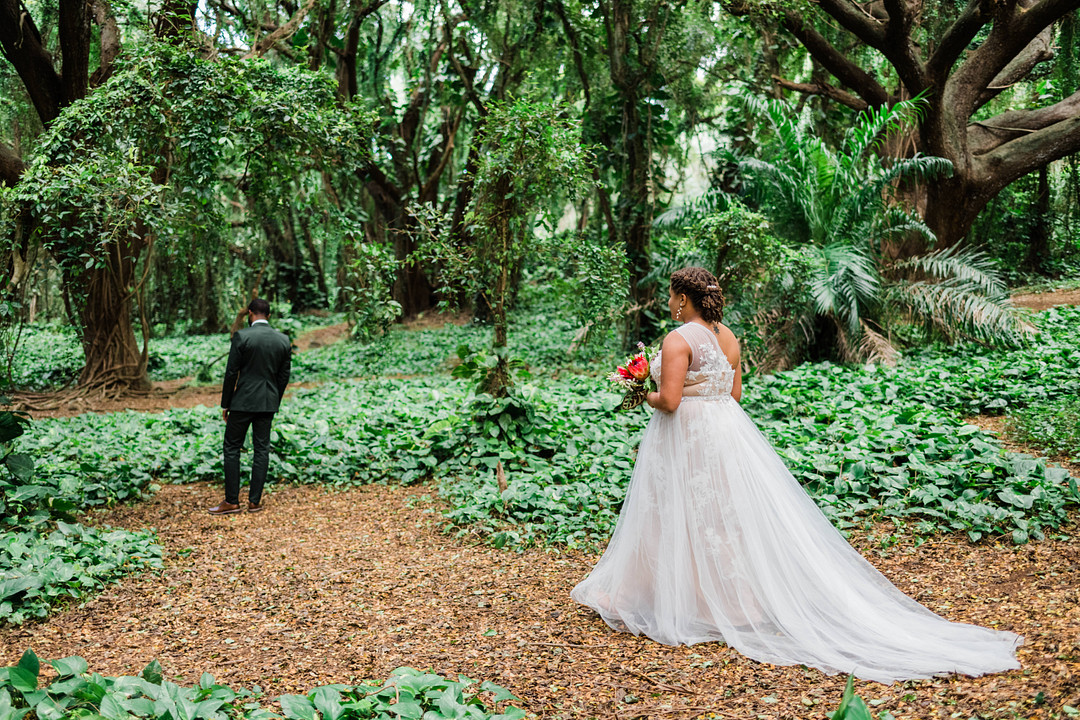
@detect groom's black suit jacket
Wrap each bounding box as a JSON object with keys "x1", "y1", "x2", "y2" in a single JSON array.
[{"x1": 221, "y1": 322, "x2": 293, "y2": 413}]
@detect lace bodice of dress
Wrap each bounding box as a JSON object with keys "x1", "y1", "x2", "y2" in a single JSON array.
[{"x1": 649, "y1": 323, "x2": 735, "y2": 398}]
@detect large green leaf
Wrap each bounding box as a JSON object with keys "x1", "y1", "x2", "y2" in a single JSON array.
[
  {"x1": 99, "y1": 693, "x2": 131, "y2": 720},
  {"x1": 278, "y1": 695, "x2": 317, "y2": 720},
  {"x1": 0, "y1": 412, "x2": 28, "y2": 444},
  {"x1": 6, "y1": 668, "x2": 36, "y2": 694},
  {"x1": 141, "y1": 660, "x2": 164, "y2": 686},
  {"x1": 0, "y1": 577, "x2": 41, "y2": 603},
  {"x1": 4, "y1": 454, "x2": 34, "y2": 482},
  {"x1": 50, "y1": 656, "x2": 89, "y2": 678},
  {"x1": 311, "y1": 687, "x2": 342, "y2": 720}
]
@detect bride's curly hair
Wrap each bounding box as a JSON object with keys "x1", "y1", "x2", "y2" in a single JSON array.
[{"x1": 670, "y1": 267, "x2": 725, "y2": 324}]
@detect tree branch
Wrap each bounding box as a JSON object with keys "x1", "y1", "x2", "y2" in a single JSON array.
[
  {"x1": 553, "y1": 0, "x2": 591, "y2": 107},
  {"x1": 89, "y1": 0, "x2": 120, "y2": 86},
  {"x1": 927, "y1": 0, "x2": 992, "y2": 82},
  {"x1": 242, "y1": 0, "x2": 319, "y2": 59},
  {"x1": 973, "y1": 22, "x2": 1055, "y2": 109},
  {"x1": 881, "y1": 0, "x2": 928, "y2": 91},
  {"x1": 771, "y1": 75, "x2": 869, "y2": 110},
  {"x1": 968, "y1": 90, "x2": 1080, "y2": 155},
  {"x1": 0, "y1": 0, "x2": 63, "y2": 123},
  {"x1": 782, "y1": 11, "x2": 891, "y2": 108},
  {"x1": 444, "y1": 30, "x2": 487, "y2": 117},
  {"x1": 973, "y1": 112, "x2": 1080, "y2": 196},
  {"x1": 816, "y1": 0, "x2": 887, "y2": 49},
  {"x1": 953, "y1": 0, "x2": 1080, "y2": 114},
  {"x1": 362, "y1": 160, "x2": 404, "y2": 207},
  {"x1": 58, "y1": 0, "x2": 91, "y2": 104}
]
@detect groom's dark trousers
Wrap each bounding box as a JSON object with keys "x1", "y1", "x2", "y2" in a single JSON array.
[{"x1": 221, "y1": 321, "x2": 292, "y2": 506}]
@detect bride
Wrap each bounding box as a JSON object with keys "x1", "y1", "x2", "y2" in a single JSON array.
[{"x1": 571, "y1": 266, "x2": 1021, "y2": 684}]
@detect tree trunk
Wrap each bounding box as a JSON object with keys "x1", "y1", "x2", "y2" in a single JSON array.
[
  {"x1": 74, "y1": 240, "x2": 150, "y2": 391},
  {"x1": 602, "y1": 0, "x2": 661, "y2": 343},
  {"x1": 614, "y1": 80, "x2": 657, "y2": 343},
  {"x1": 263, "y1": 210, "x2": 326, "y2": 312},
  {"x1": 922, "y1": 174, "x2": 990, "y2": 248},
  {"x1": 1025, "y1": 165, "x2": 1052, "y2": 273},
  {"x1": 392, "y1": 219, "x2": 434, "y2": 317},
  {"x1": 480, "y1": 180, "x2": 514, "y2": 399}
]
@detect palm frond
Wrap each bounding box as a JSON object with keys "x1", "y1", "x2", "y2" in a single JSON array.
[
  {"x1": 891, "y1": 246, "x2": 1007, "y2": 297},
  {"x1": 859, "y1": 319, "x2": 898, "y2": 365},
  {"x1": 886, "y1": 279, "x2": 1036, "y2": 346},
  {"x1": 862, "y1": 155, "x2": 954, "y2": 197},
  {"x1": 867, "y1": 207, "x2": 939, "y2": 249},
  {"x1": 653, "y1": 188, "x2": 733, "y2": 232},
  {"x1": 841, "y1": 95, "x2": 927, "y2": 163},
  {"x1": 811, "y1": 243, "x2": 880, "y2": 334}
]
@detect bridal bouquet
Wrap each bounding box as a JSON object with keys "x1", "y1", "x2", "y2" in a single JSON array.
[{"x1": 607, "y1": 342, "x2": 655, "y2": 410}]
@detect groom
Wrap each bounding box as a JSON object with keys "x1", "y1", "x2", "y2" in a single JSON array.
[{"x1": 209, "y1": 298, "x2": 292, "y2": 515}]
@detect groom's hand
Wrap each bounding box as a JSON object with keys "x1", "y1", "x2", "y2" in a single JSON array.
[{"x1": 222, "y1": 409, "x2": 229, "y2": 422}]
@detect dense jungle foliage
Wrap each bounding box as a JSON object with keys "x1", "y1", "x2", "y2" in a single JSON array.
[
  {"x1": 1, "y1": 0, "x2": 1079, "y2": 696},
  {"x1": 2, "y1": 0, "x2": 1080, "y2": 393}
]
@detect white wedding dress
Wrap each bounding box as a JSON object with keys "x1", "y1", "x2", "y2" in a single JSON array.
[{"x1": 571, "y1": 322, "x2": 1021, "y2": 684}]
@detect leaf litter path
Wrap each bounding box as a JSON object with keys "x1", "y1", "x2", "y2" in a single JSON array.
[{"x1": 1, "y1": 482, "x2": 1078, "y2": 719}]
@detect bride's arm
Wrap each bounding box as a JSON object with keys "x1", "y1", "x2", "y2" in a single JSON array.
[
  {"x1": 647, "y1": 332, "x2": 690, "y2": 413},
  {"x1": 731, "y1": 361, "x2": 743, "y2": 403}
]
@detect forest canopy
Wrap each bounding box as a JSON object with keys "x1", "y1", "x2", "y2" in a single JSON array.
[{"x1": 1, "y1": 0, "x2": 1078, "y2": 390}]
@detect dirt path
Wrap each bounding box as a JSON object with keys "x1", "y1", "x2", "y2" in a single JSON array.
[
  {"x1": 1, "y1": 482, "x2": 1076, "y2": 719},
  {"x1": 293, "y1": 322, "x2": 351, "y2": 352},
  {"x1": 1012, "y1": 287, "x2": 1080, "y2": 311}
]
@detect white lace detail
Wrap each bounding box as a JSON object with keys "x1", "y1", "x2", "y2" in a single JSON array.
[{"x1": 649, "y1": 323, "x2": 735, "y2": 399}]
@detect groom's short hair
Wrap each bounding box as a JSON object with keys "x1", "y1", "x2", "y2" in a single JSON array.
[{"x1": 248, "y1": 298, "x2": 271, "y2": 317}]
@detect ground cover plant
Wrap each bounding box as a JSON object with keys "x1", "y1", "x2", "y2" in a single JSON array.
[
  {"x1": 5, "y1": 304, "x2": 1079, "y2": 626},
  {"x1": 10, "y1": 307, "x2": 1080, "y2": 558},
  {"x1": 0, "y1": 650, "x2": 525, "y2": 720},
  {"x1": 5, "y1": 314, "x2": 346, "y2": 391},
  {"x1": 0, "y1": 410, "x2": 161, "y2": 625},
  {"x1": 1007, "y1": 396, "x2": 1080, "y2": 462},
  {"x1": 7, "y1": 310, "x2": 613, "y2": 391},
  {"x1": 0, "y1": 525, "x2": 161, "y2": 625}
]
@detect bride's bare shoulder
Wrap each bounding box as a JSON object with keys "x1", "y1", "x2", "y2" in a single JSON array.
[{"x1": 661, "y1": 328, "x2": 691, "y2": 352}]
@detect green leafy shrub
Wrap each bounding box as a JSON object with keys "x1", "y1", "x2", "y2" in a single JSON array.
[
  {"x1": 341, "y1": 241, "x2": 402, "y2": 342},
  {"x1": 0, "y1": 650, "x2": 524, "y2": 720},
  {"x1": 1007, "y1": 396, "x2": 1080, "y2": 460},
  {"x1": 6, "y1": 326, "x2": 83, "y2": 390},
  {"x1": 1, "y1": 411, "x2": 162, "y2": 625},
  {"x1": 0, "y1": 525, "x2": 161, "y2": 624}
]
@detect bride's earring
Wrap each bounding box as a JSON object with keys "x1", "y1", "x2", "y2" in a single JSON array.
[{"x1": 676, "y1": 305, "x2": 683, "y2": 321}]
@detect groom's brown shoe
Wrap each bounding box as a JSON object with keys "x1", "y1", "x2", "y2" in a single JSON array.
[
  {"x1": 208, "y1": 501, "x2": 242, "y2": 515},
  {"x1": 248, "y1": 502, "x2": 264, "y2": 513}
]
